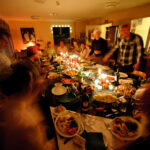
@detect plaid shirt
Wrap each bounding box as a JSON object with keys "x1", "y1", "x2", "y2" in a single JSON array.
[{"x1": 109, "y1": 33, "x2": 143, "y2": 66}]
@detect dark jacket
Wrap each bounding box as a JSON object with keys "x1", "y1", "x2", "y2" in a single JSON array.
[{"x1": 90, "y1": 37, "x2": 108, "y2": 56}]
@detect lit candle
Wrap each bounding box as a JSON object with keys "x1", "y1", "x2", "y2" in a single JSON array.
[
  {"x1": 106, "y1": 80, "x2": 109, "y2": 83},
  {"x1": 96, "y1": 85, "x2": 102, "y2": 90},
  {"x1": 109, "y1": 84, "x2": 114, "y2": 90},
  {"x1": 95, "y1": 79, "x2": 99, "y2": 85},
  {"x1": 101, "y1": 74, "x2": 107, "y2": 79},
  {"x1": 98, "y1": 68, "x2": 101, "y2": 74}
]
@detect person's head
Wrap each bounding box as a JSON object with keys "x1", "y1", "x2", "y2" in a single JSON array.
[
  {"x1": 93, "y1": 29, "x2": 100, "y2": 40},
  {"x1": 36, "y1": 43, "x2": 40, "y2": 50},
  {"x1": 73, "y1": 40, "x2": 78, "y2": 47},
  {"x1": 0, "y1": 59, "x2": 40, "y2": 97},
  {"x1": 0, "y1": 28, "x2": 10, "y2": 49},
  {"x1": 134, "y1": 83, "x2": 150, "y2": 133},
  {"x1": 60, "y1": 40, "x2": 64, "y2": 47},
  {"x1": 80, "y1": 43, "x2": 85, "y2": 50},
  {"x1": 47, "y1": 41, "x2": 51, "y2": 48},
  {"x1": 119, "y1": 24, "x2": 130, "y2": 40},
  {"x1": 27, "y1": 46, "x2": 40, "y2": 61}
]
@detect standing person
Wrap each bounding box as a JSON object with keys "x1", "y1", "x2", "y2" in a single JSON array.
[
  {"x1": 56, "y1": 40, "x2": 68, "y2": 55},
  {"x1": 89, "y1": 29, "x2": 108, "y2": 64},
  {"x1": 45, "y1": 41, "x2": 56, "y2": 57},
  {"x1": 103, "y1": 24, "x2": 143, "y2": 73},
  {"x1": 0, "y1": 28, "x2": 12, "y2": 74}
]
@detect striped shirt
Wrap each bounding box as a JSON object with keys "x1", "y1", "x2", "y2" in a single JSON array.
[{"x1": 109, "y1": 33, "x2": 143, "y2": 66}]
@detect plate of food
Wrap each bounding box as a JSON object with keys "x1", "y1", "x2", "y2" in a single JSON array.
[
  {"x1": 63, "y1": 70, "x2": 79, "y2": 77},
  {"x1": 47, "y1": 72, "x2": 58, "y2": 80},
  {"x1": 114, "y1": 84, "x2": 136, "y2": 97},
  {"x1": 51, "y1": 86, "x2": 67, "y2": 96},
  {"x1": 109, "y1": 116, "x2": 142, "y2": 141},
  {"x1": 119, "y1": 78, "x2": 133, "y2": 85},
  {"x1": 114, "y1": 72, "x2": 128, "y2": 78},
  {"x1": 57, "y1": 65, "x2": 68, "y2": 70},
  {"x1": 54, "y1": 105, "x2": 66, "y2": 116},
  {"x1": 62, "y1": 78, "x2": 76, "y2": 84},
  {"x1": 54, "y1": 112, "x2": 80, "y2": 138},
  {"x1": 93, "y1": 93, "x2": 117, "y2": 103}
]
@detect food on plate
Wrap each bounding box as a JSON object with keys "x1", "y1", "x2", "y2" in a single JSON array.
[
  {"x1": 80, "y1": 62, "x2": 92, "y2": 67},
  {"x1": 111, "y1": 117, "x2": 139, "y2": 138},
  {"x1": 94, "y1": 93, "x2": 117, "y2": 103},
  {"x1": 54, "y1": 105, "x2": 66, "y2": 114},
  {"x1": 57, "y1": 65, "x2": 68, "y2": 70},
  {"x1": 52, "y1": 86, "x2": 67, "y2": 95},
  {"x1": 64, "y1": 70, "x2": 79, "y2": 76},
  {"x1": 99, "y1": 82, "x2": 109, "y2": 89},
  {"x1": 62, "y1": 78, "x2": 76, "y2": 84},
  {"x1": 119, "y1": 79, "x2": 133, "y2": 85},
  {"x1": 55, "y1": 114, "x2": 78, "y2": 136},
  {"x1": 114, "y1": 84, "x2": 136, "y2": 97},
  {"x1": 47, "y1": 72, "x2": 58, "y2": 79},
  {"x1": 89, "y1": 77, "x2": 96, "y2": 81},
  {"x1": 106, "y1": 76, "x2": 115, "y2": 81}
]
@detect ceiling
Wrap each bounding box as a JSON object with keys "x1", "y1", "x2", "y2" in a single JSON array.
[{"x1": 0, "y1": 0, "x2": 150, "y2": 21}]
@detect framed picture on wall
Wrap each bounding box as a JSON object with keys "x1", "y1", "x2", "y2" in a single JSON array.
[{"x1": 20, "y1": 28, "x2": 36, "y2": 44}]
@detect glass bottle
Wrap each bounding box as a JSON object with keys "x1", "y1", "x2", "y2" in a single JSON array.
[
  {"x1": 115, "y1": 67, "x2": 120, "y2": 85},
  {"x1": 81, "y1": 93, "x2": 89, "y2": 114}
]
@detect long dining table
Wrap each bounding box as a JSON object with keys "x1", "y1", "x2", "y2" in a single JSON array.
[{"x1": 40, "y1": 54, "x2": 144, "y2": 150}]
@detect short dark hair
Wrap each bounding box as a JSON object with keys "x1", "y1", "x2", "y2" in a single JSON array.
[
  {"x1": 0, "y1": 28, "x2": 10, "y2": 40},
  {"x1": 0, "y1": 59, "x2": 40, "y2": 96}
]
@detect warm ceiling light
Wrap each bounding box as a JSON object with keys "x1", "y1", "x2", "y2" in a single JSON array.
[
  {"x1": 105, "y1": 0, "x2": 120, "y2": 8},
  {"x1": 49, "y1": 12, "x2": 57, "y2": 16},
  {"x1": 31, "y1": 16, "x2": 40, "y2": 19},
  {"x1": 34, "y1": 0, "x2": 46, "y2": 4}
]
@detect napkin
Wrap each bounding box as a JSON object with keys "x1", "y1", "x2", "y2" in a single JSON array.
[{"x1": 81, "y1": 131, "x2": 106, "y2": 150}]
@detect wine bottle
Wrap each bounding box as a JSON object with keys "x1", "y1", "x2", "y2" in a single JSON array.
[{"x1": 81, "y1": 92, "x2": 89, "y2": 114}]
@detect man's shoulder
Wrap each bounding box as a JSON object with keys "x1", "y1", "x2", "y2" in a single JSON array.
[
  {"x1": 99, "y1": 37, "x2": 107, "y2": 42},
  {"x1": 130, "y1": 32, "x2": 143, "y2": 41}
]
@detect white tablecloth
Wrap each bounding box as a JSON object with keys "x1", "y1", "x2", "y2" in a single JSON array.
[{"x1": 50, "y1": 107, "x2": 133, "y2": 150}]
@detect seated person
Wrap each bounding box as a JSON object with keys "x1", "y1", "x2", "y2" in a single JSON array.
[
  {"x1": 80, "y1": 42, "x2": 89, "y2": 59},
  {"x1": 85, "y1": 44, "x2": 92, "y2": 59},
  {"x1": 126, "y1": 83, "x2": 150, "y2": 149},
  {"x1": 0, "y1": 60, "x2": 56, "y2": 150},
  {"x1": 72, "y1": 39, "x2": 80, "y2": 55},
  {"x1": 57, "y1": 40, "x2": 68, "y2": 55},
  {"x1": 45, "y1": 41, "x2": 56, "y2": 57}
]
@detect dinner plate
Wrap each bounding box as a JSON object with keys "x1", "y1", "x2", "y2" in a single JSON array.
[
  {"x1": 47, "y1": 72, "x2": 58, "y2": 79},
  {"x1": 109, "y1": 116, "x2": 142, "y2": 141},
  {"x1": 114, "y1": 72, "x2": 128, "y2": 78},
  {"x1": 51, "y1": 86, "x2": 67, "y2": 95},
  {"x1": 54, "y1": 111, "x2": 81, "y2": 138},
  {"x1": 119, "y1": 78, "x2": 133, "y2": 84}
]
